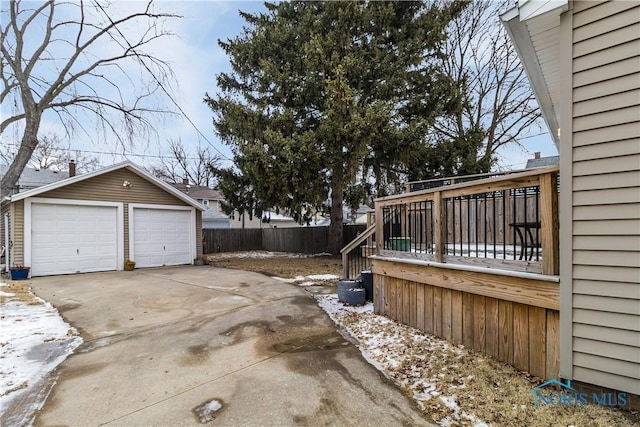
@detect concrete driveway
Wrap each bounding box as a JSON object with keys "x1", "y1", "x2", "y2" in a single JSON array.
[{"x1": 28, "y1": 266, "x2": 430, "y2": 426}]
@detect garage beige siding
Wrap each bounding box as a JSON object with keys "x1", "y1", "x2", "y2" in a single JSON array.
[
  {"x1": 15, "y1": 168, "x2": 201, "y2": 266},
  {"x1": 7, "y1": 201, "x2": 25, "y2": 266},
  {"x1": 570, "y1": 0, "x2": 640, "y2": 394},
  {"x1": 0, "y1": 202, "x2": 24, "y2": 265},
  {"x1": 196, "y1": 213, "x2": 203, "y2": 257}
]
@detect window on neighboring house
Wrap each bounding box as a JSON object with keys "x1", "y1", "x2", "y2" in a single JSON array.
[{"x1": 202, "y1": 199, "x2": 209, "y2": 209}]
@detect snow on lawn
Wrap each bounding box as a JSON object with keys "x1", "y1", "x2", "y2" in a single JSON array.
[
  {"x1": 272, "y1": 273, "x2": 339, "y2": 284},
  {"x1": 206, "y1": 250, "x2": 331, "y2": 260},
  {"x1": 0, "y1": 281, "x2": 82, "y2": 424}
]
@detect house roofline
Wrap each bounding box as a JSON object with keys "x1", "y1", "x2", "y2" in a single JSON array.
[
  {"x1": 501, "y1": 5, "x2": 562, "y2": 150},
  {"x1": 7, "y1": 161, "x2": 205, "y2": 211}
]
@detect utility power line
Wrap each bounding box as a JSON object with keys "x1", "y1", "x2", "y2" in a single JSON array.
[{"x1": 94, "y1": 2, "x2": 233, "y2": 162}]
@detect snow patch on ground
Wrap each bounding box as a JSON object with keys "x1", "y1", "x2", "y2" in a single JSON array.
[
  {"x1": 272, "y1": 275, "x2": 306, "y2": 283},
  {"x1": 194, "y1": 399, "x2": 223, "y2": 423},
  {"x1": 207, "y1": 251, "x2": 331, "y2": 260},
  {"x1": 0, "y1": 289, "x2": 82, "y2": 418},
  {"x1": 306, "y1": 274, "x2": 339, "y2": 280},
  {"x1": 272, "y1": 274, "x2": 339, "y2": 285},
  {"x1": 316, "y1": 294, "x2": 373, "y2": 315}
]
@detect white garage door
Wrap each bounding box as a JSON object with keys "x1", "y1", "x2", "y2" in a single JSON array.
[
  {"x1": 132, "y1": 208, "x2": 192, "y2": 267},
  {"x1": 31, "y1": 203, "x2": 118, "y2": 276}
]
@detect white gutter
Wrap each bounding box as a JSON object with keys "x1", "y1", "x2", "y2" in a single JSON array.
[
  {"x1": 518, "y1": 0, "x2": 568, "y2": 21},
  {"x1": 501, "y1": 5, "x2": 564, "y2": 150}
]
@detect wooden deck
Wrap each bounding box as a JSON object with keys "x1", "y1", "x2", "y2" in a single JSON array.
[{"x1": 342, "y1": 167, "x2": 561, "y2": 380}]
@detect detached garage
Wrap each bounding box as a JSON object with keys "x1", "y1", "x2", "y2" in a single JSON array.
[{"x1": 2, "y1": 162, "x2": 204, "y2": 277}]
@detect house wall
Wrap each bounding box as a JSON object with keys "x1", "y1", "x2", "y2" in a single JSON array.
[
  {"x1": 560, "y1": 0, "x2": 640, "y2": 395},
  {"x1": 11, "y1": 168, "x2": 202, "y2": 264}
]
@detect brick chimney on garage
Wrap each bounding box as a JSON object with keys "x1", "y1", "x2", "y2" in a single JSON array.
[
  {"x1": 534, "y1": 152, "x2": 541, "y2": 159},
  {"x1": 69, "y1": 160, "x2": 76, "y2": 177}
]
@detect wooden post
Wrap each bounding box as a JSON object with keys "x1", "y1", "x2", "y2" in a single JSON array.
[
  {"x1": 376, "y1": 202, "x2": 384, "y2": 255},
  {"x1": 434, "y1": 191, "x2": 445, "y2": 262},
  {"x1": 341, "y1": 250, "x2": 348, "y2": 279},
  {"x1": 401, "y1": 203, "x2": 409, "y2": 238},
  {"x1": 540, "y1": 172, "x2": 559, "y2": 275}
]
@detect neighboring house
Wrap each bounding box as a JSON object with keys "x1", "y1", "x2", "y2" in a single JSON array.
[
  {"x1": 0, "y1": 164, "x2": 69, "y2": 193},
  {"x1": 170, "y1": 180, "x2": 230, "y2": 229},
  {"x1": 229, "y1": 211, "x2": 299, "y2": 229},
  {"x1": 1, "y1": 161, "x2": 204, "y2": 276},
  {"x1": 525, "y1": 153, "x2": 560, "y2": 169},
  {"x1": 312, "y1": 204, "x2": 373, "y2": 226},
  {"x1": 503, "y1": 0, "x2": 639, "y2": 396},
  {"x1": 170, "y1": 180, "x2": 298, "y2": 229}
]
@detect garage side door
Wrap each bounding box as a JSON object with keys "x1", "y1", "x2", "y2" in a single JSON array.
[
  {"x1": 132, "y1": 208, "x2": 192, "y2": 268},
  {"x1": 31, "y1": 203, "x2": 118, "y2": 276}
]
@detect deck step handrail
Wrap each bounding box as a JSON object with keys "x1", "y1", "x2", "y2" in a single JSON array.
[{"x1": 341, "y1": 223, "x2": 375, "y2": 279}]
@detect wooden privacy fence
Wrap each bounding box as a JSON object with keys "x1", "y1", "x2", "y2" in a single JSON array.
[
  {"x1": 203, "y1": 224, "x2": 366, "y2": 254},
  {"x1": 202, "y1": 229, "x2": 262, "y2": 253},
  {"x1": 262, "y1": 227, "x2": 328, "y2": 253}
]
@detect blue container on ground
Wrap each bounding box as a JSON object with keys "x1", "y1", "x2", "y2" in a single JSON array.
[{"x1": 10, "y1": 268, "x2": 30, "y2": 280}]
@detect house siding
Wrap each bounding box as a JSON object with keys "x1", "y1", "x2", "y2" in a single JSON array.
[
  {"x1": 12, "y1": 167, "x2": 202, "y2": 267},
  {"x1": 569, "y1": 0, "x2": 640, "y2": 395}
]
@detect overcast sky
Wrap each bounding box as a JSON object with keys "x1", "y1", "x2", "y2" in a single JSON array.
[{"x1": 2, "y1": 0, "x2": 557, "y2": 173}]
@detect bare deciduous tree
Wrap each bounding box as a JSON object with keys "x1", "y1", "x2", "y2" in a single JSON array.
[
  {"x1": 9, "y1": 133, "x2": 101, "y2": 173},
  {"x1": 149, "y1": 138, "x2": 222, "y2": 188},
  {"x1": 434, "y1": 0, "x2": 542, "y2": 173},
  {"x1": 1, "y1": 0, "x2": 179, "y2": 195}
]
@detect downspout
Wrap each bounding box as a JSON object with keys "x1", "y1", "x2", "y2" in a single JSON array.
[{"x1": 4, "y1": 213, "x2": 9, "y2": 273}]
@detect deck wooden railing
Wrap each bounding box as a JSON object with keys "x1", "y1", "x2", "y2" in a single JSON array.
[
  {"x1": 375, "y1": 166, "x2": 559, "y2": 276},
  {"x1": 340, "y1": 223, "x2": 375, "y2": 279},
  {"x1": 405, "y1": 169, "x2": 529, "y2": 192}
]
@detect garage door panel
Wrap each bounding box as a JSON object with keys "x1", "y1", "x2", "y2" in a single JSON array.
[
  {"x1": 31, "y1": 203, "x2": 118, "y2": 276},
  {"x1": 133, "y1": 208, "x2": 192, "y2": 268}
]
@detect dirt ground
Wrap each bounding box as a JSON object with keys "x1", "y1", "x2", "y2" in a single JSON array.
[{"x1": 205, "y1": 251, "x2": 343, "y2": 279}]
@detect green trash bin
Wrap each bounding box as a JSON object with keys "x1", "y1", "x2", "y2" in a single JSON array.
[{"x1": 390, "y1": 237, "x2": 411, "y2": 251}]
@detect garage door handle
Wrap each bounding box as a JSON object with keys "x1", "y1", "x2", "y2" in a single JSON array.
[{"x1": 77, "y1": 249, "x2": 79, "y2": 254}]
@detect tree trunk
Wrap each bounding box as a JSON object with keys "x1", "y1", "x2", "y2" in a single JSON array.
[
  {"x1": 1, "y1": 121, "x2": 40, "y2": 197},
  {"x1": 327, "y1": 172, "x2": 344, "y2": 256}
]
